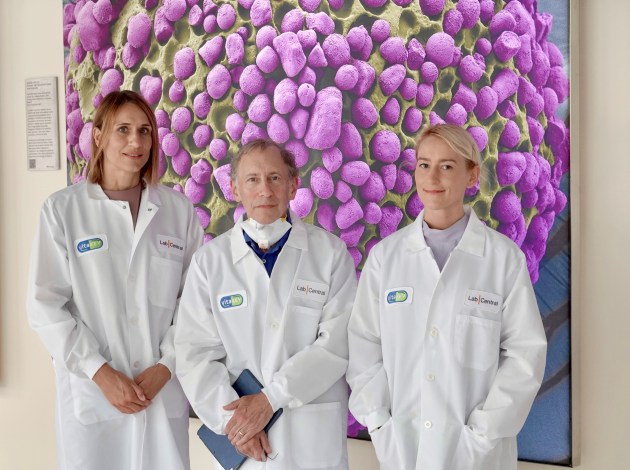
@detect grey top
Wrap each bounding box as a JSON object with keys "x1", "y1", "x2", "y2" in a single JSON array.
[
  {"x1": 103, "y1": 182, "x2": 143, "y2": 229},
  {"x1": 422, "y1": 211, "x2": 470, "y2": 271}
]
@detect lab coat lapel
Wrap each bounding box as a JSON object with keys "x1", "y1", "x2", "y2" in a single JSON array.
[
  {"x1": 86, "y1": 180, "x2": 109, "y2": 201},
  {"x1": 130, "y1": 184, "x2": 160, "y2": 263},
  {"x1": 230, "y1": 216, "x2": 272, "y2": 341},
  {"x1": 405, "y1": 211, "x2": 441, "y2": 279},
  {"x1": 262, "y1": 212, "x2": 308, "y2": 377},
  {"x1": 453, "y1": 207, "x2": 486, "y2": 257},
  {"x1": 401, "y1": 212, "x2": 440, "y2": 340},
  {"x1": 404, "y1": 214, "x2": 429, "y2": 253},
  {"x1": 421, "y1": 208, "x2": 488, "y2": 348},
  {"x1": 86, "y1": 181, "x2": 133, "y2": 272},
  {"x1": 230, "y1": 218, "x2": 252, "y2": 265},
  {"x1": 267, "y1": 211, "x2": 308, "y2": 313}
]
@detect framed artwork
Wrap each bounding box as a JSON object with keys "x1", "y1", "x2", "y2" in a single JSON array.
[{"x1": 62, "y1": 0, "x2": 573, "y2": 465}]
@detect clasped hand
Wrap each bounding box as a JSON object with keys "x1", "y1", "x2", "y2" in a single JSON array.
[
  {"x1": 224, "y1": 392, "x2": 274, "y2": 461},
  {"x1": 92, "y1": 363, "x2": 171, "y2": 414}
]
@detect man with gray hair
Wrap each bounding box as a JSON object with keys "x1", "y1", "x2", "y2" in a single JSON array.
[{"x1": 175, "y1": 139, "x2": 357, "y2": 469}]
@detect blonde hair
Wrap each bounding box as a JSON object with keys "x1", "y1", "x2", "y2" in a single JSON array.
[
  {"x1": 88, "y1": 90, "x2": 159, "y2": 186},
  {"x1": 415, "y1": 124, "x2": 481, "y2": 169}
]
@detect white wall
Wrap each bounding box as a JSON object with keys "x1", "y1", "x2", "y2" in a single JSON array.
[{"x1": 1, "y1": 1, "x2": 629, "y2": 469}]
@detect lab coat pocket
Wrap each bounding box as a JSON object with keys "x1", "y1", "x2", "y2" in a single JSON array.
[
  {"x1": 454, "y1": 315, "x2": 500, "y2": 371},
  {"x1": 451, "y1": 426, "x2": 499, "y2": 470},
  {"x1": 69, "y1": 373, "x2": 122, "y2": 425},
  {"x1": 149, "y1": 256, "x2": 183, "y2": 310},
  {"x1": 289, "y1": 402, "x2": 343, "y2": 468},
  {"x1": 286, "y1": 306, "x2": 321, "y2": 356},
  {"x1": 370, "y1": 418, "x2": 401, "y2": 470}
]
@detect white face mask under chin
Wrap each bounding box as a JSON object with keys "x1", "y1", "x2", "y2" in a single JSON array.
[{"x1": 241, "y1": 216, "x2": 292, "y2": 250}]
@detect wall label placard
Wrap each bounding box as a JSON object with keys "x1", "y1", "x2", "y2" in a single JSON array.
[{"x1": 25, "y1": 76, "x2": 60, "y2": 171}]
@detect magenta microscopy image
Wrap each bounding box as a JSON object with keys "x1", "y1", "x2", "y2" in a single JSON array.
[{"x1": 63, "y1": 0, "x2": 571, "y2": 459}]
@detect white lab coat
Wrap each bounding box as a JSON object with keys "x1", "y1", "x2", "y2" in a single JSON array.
[
  {"x1": 347, "y1": 208, "x2": 547, "y2": 470},
  {"x1": 27, "y1": 180, "x2": 203, "y2": 470},
  {"x1": 175, "y1": 212, "x2": 357, "y2": 470}
]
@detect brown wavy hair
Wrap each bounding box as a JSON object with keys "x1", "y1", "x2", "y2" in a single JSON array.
[{"x1": 88, "y1": 90, "x2": 159, "y2": 186}]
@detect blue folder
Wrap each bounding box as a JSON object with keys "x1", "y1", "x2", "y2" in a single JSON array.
[{"x1": 197, "y1": 369, "x2": 283, "y2": 470}]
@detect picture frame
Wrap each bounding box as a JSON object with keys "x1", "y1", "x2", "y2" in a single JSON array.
[{"x1": 62, "y1": 0, "x2": 575, "y2": 464}]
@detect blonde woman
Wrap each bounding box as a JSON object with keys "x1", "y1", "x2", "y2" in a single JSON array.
[{"x1": 347, "y1": 124, "x2": 547, "y2": 470}]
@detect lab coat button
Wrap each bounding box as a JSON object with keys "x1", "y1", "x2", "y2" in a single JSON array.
[
  {"x1": 133, "y1": 361, "x2": 140, "y2": 368},
  {"x1": 122, "y1": 205, "x2": 127, "y2": 210},
  {"x1": 430, "y1": 327, "x2": 439, "y2": 338},
  {"x1": 426, "y1": 374, "x2": 435, "y2": 382},
  {"x1": 424, "y1": 420, "x2": 432, "y2": 429},
  {"x1": 270, "y1": 322, "x2": 278, "y2": 329}
]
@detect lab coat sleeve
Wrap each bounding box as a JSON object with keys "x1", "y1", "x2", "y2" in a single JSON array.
[
  {"x1": 466, "y1": 256, "x2": 547, "y2": 440},
  {"x1": 174, "y1": 253, "x2": 239, "y2": 434},
  {"x1": 262, "y1": 243, "x2": 357, "y2": 411},
  {"x1": 157, "y1": 203, "x2": 204, "y2": 375},
  {"x1": 27, "y1": 199, "x2": 107, "y2": 379},
  {"x1": 346, "y1": 245, "x2": 392, "y2": 432}
]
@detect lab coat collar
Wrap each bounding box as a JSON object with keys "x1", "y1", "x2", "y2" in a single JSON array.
[
  {"x1": 405, "y1": 207, "x2": 486, "y2": 257},
  {"x1": 86, "y1": 180, "x2": 109, "y2": 200},
  {"x1": 455, "y1": 207, "x2": 486, "y2": 257},
  {"x1": 231, "y1": 209, "x2": 307, "y2": 264},
  {"x1": 284, "y1": 210, "x2": 308, "y2": 251},
  {"x1": 86, "y1": 180, "x2": 162, "y2": 206},
  {"x1": 144, "y1": 183, "x2": 163, "y2": 207}
]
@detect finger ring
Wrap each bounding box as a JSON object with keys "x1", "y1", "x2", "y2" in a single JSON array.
[{"x1": 237, "y1": 430, "x2": 245, "y2": 437}]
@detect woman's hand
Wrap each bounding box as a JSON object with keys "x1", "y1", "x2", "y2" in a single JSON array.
[
  {"x1": 135, "y1": 363, "x2": 172, "y2": 400},
  {"x1": 92, "y1": 363, "x2": 151, "y2": 414}
]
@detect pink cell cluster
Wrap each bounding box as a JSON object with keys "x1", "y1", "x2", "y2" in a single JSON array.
[{"x1": 64, "y1": 0, "x2": 570, "y2": 283}]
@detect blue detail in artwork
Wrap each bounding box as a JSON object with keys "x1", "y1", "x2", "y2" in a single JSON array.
[{"x1": 518, "y1": 172, "x2": 572, "y2": 465}]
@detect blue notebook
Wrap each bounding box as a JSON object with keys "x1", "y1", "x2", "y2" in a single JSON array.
[{"x1": 197, "y1": 369, "x2": 283, "y2": 470}]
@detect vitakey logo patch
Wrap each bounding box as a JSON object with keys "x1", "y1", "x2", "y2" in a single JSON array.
[
  {"x1": 217, "y1": 290, "x2": 248, "y2": 312},
  {"x1": 384, "y1": 287, "x2": 413, "y2": 305},
  {"x1": 75, "y1": 234, "x2": 108, "y2": 257}
]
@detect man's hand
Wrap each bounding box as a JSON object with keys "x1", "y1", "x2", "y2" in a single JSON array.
[
  {"x1": 235, "y1": 431, "x2": 273, "y2": 462},
  {"x1": 224, "y1": 392, "x2": 274, "y2": 446},
  {"x1": 92, "y1": 363, "x2": 150, "y2": 414},
  {"x1": 135, "y1": 363, "x2": 171, "y2": 400}
]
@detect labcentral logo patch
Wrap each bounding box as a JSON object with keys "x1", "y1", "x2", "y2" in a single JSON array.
[
  {"x1": 217, "y1": 290, "x2": 247, "y2": 312},
  {"x1": 384, "y1": 287, "x2": 413, "y2": 305},
  {"x1": 293, "y1": 279, "x2": 328, "y2": 303},
  {"x1": 157, "y1": 235, "x2": 185, "y2": 256},
  {"x1": 74, "y1": 234, "x2": 108, "y2": 257},
  {"x1": 464, "y1": 289, "x2": 502, "y2": 313}
]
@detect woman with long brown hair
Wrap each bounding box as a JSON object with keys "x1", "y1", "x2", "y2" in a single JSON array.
[{"x1": 27, "y1": 90, "x2": 203, "y2": 470}]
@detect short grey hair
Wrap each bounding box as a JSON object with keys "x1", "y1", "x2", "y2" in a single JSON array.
[{"x1": 230, "y1": 139, "x2": 299, "y2": 180}]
